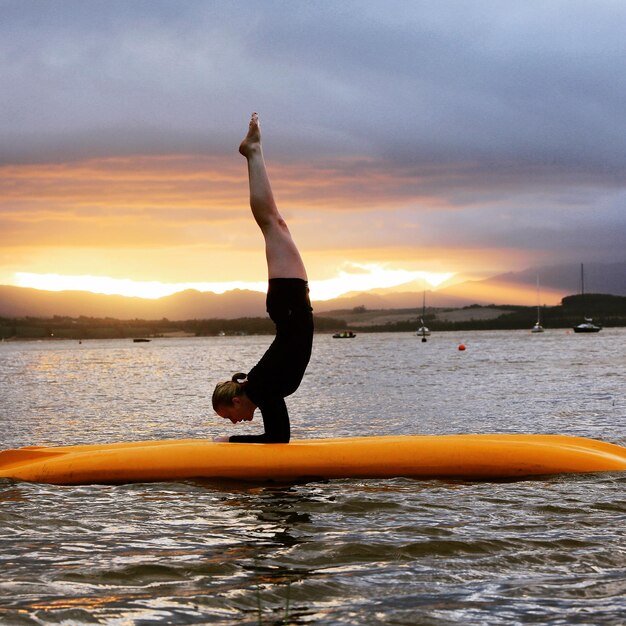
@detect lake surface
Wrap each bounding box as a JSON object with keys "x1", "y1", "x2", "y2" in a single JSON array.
[{"x1": 1, "y1": 329, "x2": 625, "y2": 625}]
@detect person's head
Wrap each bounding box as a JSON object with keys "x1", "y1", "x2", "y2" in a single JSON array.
[{"x1": 212, "y1": 373, "x2": 255, "y2": 423}]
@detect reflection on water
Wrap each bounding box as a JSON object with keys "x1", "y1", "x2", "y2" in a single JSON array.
[{"x1": 1, "y1": 330, "x2": 626, "y2": 624}]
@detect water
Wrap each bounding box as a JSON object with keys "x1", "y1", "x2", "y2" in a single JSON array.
[{"x1": 1, "y1": 330, "x2": 625, "y2": 625}]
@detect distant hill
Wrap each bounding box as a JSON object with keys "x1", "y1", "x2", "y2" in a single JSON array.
[
  {"x1": 312, "y1": 290, "x2": 474, "y2": 312},
  {"x1": 315, "y1": 261, "x2": 626, "y2": 310},
  {"x1": 488, "y1": 262, "x2": 626, "y2": 294},
  {"x1": 0, "y1": 285, "x2": 267, "y2": 320},
  {"x1": 445, "y1": 261, "x2": 626, "y2": 305},
  {"x1": 3, "y1": 294, "x2": 624, "y2": 340},
  {"x1": 1, "y1": 261, "x2": 624, "y2": 320}
]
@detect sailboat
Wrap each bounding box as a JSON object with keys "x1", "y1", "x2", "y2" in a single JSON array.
[
  {"x1": 531, "y1": 275, "x2": 544, "y2": 333},
  {"x1": 573, "y1": 264, "x2": 602, "y2": 333},
  {"x1": 416, "y1": 285, "x2": 430, "y2": 341}
]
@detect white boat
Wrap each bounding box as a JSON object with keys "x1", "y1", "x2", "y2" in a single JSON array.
[
  {"x1": 573, "y1": 318, "x2": 602, "y2": 333},
  {"x1": 573, "y1": 264, "x2": 602, "y2": 333},
  {"x1": 531, "y1": 275, "x2": 544, "y2": 333},
  {"x1": 416, "y1": 287, "x2": 431, "y2": 341},
  {"x1": 417, "y1": 321, "x2": 430, "y2": 338}
]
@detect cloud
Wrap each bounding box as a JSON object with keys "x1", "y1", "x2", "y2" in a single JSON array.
[
  {"x1": 1, "y1": 0, "x2": 625, "y2": 287},
  {"x1": 3, "y1": 1, "x2": 626, "y2": 168}
]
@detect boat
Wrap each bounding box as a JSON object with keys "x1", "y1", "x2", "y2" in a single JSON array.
[
  {"x1": 1, "y1": 434, "x2": 625, "y2": 485},
  {"x1": 573, "y1": 318, "x2": 602, "y2": 333},
  {"x1": 416, "y1": 286, "x2": 431, "y2": 341},
  {"x1": 573, "y1": 264, "x2": 602, "y2": 333},
  {"x1": 133, "y1": 338, "x2": 151, "y2": 343},
  {"x1": 333, "y1": 331, "x2": 356, "y2": 338},
  {"x1": 531, "y1": 275, "x2": 544, "y2": 333},
  {"x1": 417, "y1": 321, "x2": 430, "y2": 340}
]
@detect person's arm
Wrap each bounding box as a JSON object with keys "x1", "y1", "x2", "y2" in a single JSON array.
[{"x1": 229, "y1": 397, "x2": 290, "y2": 443}]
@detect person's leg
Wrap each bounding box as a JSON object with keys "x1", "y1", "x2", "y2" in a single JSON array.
[{"x1": 239, "y1": 113, "x2": 307, "y2": 280}]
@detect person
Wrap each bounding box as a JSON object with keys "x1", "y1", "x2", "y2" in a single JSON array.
[{"x1": 211, "y1": 113, "x2": 314, "y2": 443}]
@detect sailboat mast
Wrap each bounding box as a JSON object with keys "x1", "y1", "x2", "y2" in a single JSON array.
[
  {"x1": 580, "y1": 263, "x2": 585, "y2": 297},
  {"x1": 573, "y1": 262, "x2": 601, "y2": 332},
  {"x1": 536, "y1": 275, "x2": 541, "y2": 324}
]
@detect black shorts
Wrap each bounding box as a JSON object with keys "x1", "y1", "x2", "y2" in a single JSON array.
[
  {"x1": 266, "y1": 278, "x2": 313, "y2": 326},
  {"x1": 246, "y1": 278, "x2": 314, "y2": 400}
]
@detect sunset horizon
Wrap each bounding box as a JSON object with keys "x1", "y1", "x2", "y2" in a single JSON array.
[
  {"x1": 2, "y1": 3, "x2": 625, "y2": 310},
  {"x1": 10, "y1": 265, "x2": 458, "y2": 302},
  {"x1": 7, "y1": 261, "x2": 624, "y2": 310}
]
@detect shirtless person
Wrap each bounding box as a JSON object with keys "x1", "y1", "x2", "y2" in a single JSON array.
[{"x1": 211, "y1": 113, "x2": 314, "y2": 443}]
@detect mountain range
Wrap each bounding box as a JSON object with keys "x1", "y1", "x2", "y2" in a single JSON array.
[{"x1": 1, "y1": 262, "x2": 624, "y2": 320}]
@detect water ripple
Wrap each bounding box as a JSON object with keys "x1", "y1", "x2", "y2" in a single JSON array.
[{"x1": 1, "y1": 332, "x2": 626, "y2": 624}]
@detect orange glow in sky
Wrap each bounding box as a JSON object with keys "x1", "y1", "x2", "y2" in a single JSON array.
[
  {"x1": 0, "y1": 154, "x2": 569, "y2": 306},
  {"x1": 1, "y1": 154, "x2": 480, "y2": 301},
  {"x1": 14, "y1": 267, "x2": 456, "y2": 302}
]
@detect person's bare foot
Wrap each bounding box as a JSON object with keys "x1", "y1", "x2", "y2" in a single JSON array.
[{"x1": 239, "y1": 112, "x2": 261, "y2": 157}]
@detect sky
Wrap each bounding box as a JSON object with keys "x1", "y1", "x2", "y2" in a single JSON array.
[{"x1": 1, "y1": 0, "x2": 625, "y2": 302}]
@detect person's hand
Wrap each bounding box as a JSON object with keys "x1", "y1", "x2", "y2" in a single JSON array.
[{"x1": 212, "y1": 435, "x2": 230, "y2": 443}]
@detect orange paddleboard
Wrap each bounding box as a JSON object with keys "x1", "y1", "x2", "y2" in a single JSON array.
[{"x1": 1, "y1": 434, "x2": 626, "y2": 485}]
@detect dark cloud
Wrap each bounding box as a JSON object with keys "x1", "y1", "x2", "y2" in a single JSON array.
[
  {"x1": 1, "y1": 0, "x2": 625, "y2": 268},
  {"x1": 3, "y1": 1, "x2": 626, "y2": 166}
]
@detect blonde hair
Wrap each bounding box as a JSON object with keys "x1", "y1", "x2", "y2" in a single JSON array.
[{"x1": 212, "y1": 373, "x2": 247, "y2": 411}]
